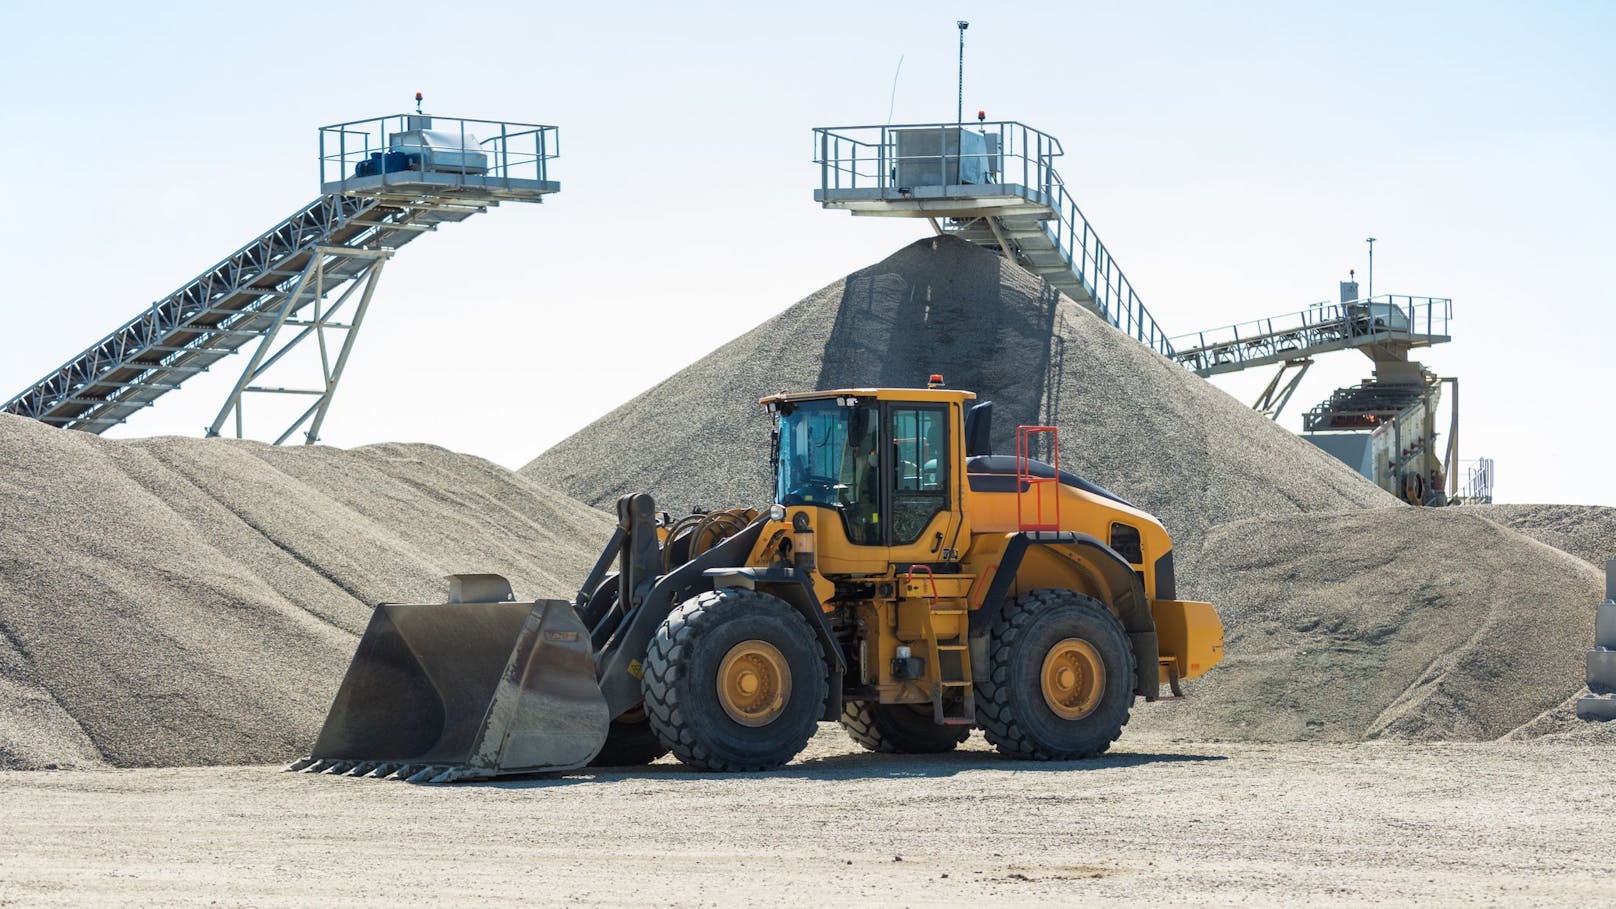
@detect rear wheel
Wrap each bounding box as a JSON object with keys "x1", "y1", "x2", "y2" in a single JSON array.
[
  {"x1": 642, "y1": 588, "x2": 827, "y2": 772},
  {"x1": 588, "y1": 708, "x2": 670, "y2": 767},
  {"x1": 840, "y1": 701, "x2": 969, "y2": 754},
  {"x1": 976, "y1": 589, "x2": 1135, "y2": 760}
]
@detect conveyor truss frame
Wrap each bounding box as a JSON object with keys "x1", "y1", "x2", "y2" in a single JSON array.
[{"x1": 3, "y1": 113, "x2": 559, "y2": 444}]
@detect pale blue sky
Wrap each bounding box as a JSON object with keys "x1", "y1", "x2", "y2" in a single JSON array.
[{"x1": 2, "y1": 2, "x2": 1611, "y2": 503}]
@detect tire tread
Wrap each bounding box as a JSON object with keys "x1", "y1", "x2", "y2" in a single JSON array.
[
  {"x1": 975, "y1": 589, "x2": 1134, "y2": 760},
  {"x1": 642, "y1": 588, "x2": 824, "y2": 772}
]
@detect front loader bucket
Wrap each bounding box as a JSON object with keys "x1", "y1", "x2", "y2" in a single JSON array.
[{"x1": 294, "y1": 574, "x2": 609, "y2": 783}]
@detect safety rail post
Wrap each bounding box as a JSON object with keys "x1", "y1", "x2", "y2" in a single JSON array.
[
  {"x1": 1015, "y1": 425, "x2": 1062, "y2": 532},
  {"x1": 879, "y1": 132, "x2": 892, "y2": 190}
]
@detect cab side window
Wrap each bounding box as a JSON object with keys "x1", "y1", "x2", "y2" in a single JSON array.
[
  {"x1": 890, "y1": 406, "x2": 948, "y2": 544},
  {"x1": 840, "y1": 408, "x2": 883, "y2": 545}
]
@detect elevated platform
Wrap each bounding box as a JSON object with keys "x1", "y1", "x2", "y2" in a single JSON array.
[
  {"x1": 5, "y1": 113, "x2": 558, "y2": 443},
  {"x1": 320, "y1": 114, "x2": 559, "y2": 205},
  {"x1": 1171, "y1": 295, "x2": 1452, "y2": 378},
  {"x1": 815, "y1": 182, "x2": 1054, "y2": 218},
  {"x1": 329, "y1": 170, "x2": 560, "y2": 202},
  {"x1": 814, "y1": 122, "x2": 1175, "y2": 359}
]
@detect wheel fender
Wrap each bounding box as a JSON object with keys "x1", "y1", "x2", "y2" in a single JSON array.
[
  {"x1": 705, "y1": 567, "x2": 845, "y2": 721},
  {"x1": 970, "y1": 531, "x2": 1160, "y2": 699},
  {"x1": 594, "y1": 518, "x2": 768, "y2": 719}
]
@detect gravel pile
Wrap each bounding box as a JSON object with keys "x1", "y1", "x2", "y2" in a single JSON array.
[
  {"x1": 525, "y1": 236, "x2": 1608, "y2": 743},
  {"x1": 1132, "y1": 507, "x2": 1602, "y2": 742},
  {"x1": 0, "y1": 415, "x2": 612, "y2": 770},
  {"x1": 1505, "y1": 689, "x2": 1616, "y2": 743},
  {"x1": 524, "y1": 236, "x2": 1398, "y2": 564},
  {"x1": 4, "y1": 237, "x2": 1607, "y2": 767},
  {"x1": 1465, "y1": 504, "x2": 1616, "y2": 568}
]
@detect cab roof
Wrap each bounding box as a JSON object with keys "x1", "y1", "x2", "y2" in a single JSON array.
[{"x1": 759, "y1": 387, "x2": 977, "y2": 408}]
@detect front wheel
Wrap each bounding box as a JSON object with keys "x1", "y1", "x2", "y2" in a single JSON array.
[
  {"x1": 976, "y1": 589, "x2": 1135, "y2": 760},
  {"x1": 642, "y1": 588, "x2": 827, "y2": 772}
]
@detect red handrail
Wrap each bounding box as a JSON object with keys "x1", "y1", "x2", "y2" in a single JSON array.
[
  {"x1": 905, "y1": 564, "x2": 939, "y2": 605},
  {"x1": 1015, "y1": 425, "x2": 1061, "y2": 532}
]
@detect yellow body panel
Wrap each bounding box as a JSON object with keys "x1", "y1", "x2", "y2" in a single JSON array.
[
  {"x1": 895, "y1": 598, "x2": 969, "y2": 640},
  {"x1": 1151, "y1": 599, "x2": 1224, "y2": 680},
  {"x1": 962, "y1": 478, "x2": 1171, "y2": 599},
  {"x1": 854, "y1": 597, "x2": 972, "y2": 704},
  {"x1": 747, "y1": 385, "x2": 1223, "y2": 705}
]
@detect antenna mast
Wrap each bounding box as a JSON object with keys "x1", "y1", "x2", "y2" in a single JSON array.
[
  {"x1": 957, "y1": 20, "x2": 969, "y2": 126},
  {"x1": 1366, "y1": 236, "x2": 1377, "y2": 299}
]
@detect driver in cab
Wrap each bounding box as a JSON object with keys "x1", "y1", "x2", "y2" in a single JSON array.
[{"x1": 841, "y1": 417, "x2": 881, "y2": 542}]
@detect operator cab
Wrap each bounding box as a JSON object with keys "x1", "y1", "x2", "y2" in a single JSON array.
[{"x1": 763, "y1": 388, "x2": 974, "y2": 552}]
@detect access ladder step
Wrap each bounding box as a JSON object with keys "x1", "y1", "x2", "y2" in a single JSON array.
[{"x1": 931, "y1": 685, "x2": 976, "y2": 725}]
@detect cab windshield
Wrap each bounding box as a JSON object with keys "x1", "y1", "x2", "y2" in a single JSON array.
[{"x1": 774, "y1": 399, "x2": 881, "y2": 544}]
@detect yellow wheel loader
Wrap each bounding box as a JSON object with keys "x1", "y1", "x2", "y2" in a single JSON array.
[{"x1": 293, "y1": 384, "x2": 1223, "y2": 782}]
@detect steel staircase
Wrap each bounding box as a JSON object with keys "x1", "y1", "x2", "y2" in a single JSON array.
[{"x1": 815, "y1": 121, "x2": 1176, "y2": 359}]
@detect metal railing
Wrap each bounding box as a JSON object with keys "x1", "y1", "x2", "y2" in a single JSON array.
[
  {"x1": 1170, "y1": 295, "x2": 1453, "y2": 375},
  {"x1": 1458, "y1": 458, "x2": 1495, "y2": 504},
  {"x1": 319, "y1": 114, "x2": 558, "y2": 193},
  {"x1": 813, "y1": 122, "x2": 1176, "y2": 358}
]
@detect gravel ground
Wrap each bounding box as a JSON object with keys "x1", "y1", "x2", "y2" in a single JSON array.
[{"x1": 1, "y1": 729, "x2": 1611, "y2": 907}]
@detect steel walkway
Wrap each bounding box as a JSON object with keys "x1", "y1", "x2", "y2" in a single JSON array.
[
  {"x1": 813, "y1": 121, "x2": 1175, "y2": 359},
  {"x1": 4, "y1": 113, "x2": 558, "y2": 443}
]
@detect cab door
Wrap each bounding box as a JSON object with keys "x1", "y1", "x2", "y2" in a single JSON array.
[{"x1": 883, "y1": 400, "x2": 965, "y2": 566}]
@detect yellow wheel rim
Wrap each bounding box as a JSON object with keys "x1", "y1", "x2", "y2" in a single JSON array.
[
  {"x1": 717, "y1": 640, "x2": 791, "y2": 727},
  {"x1": 1041, "y1": 637, "x2": 1105, "y2": 720}
]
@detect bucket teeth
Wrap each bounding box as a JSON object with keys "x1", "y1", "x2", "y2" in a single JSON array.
[
  {"x1": 405, "y1": 765, "x2": 443, "y2": 784},
  {"x1": 293, "y1": 760, "x2": 488, "y2": 783}
]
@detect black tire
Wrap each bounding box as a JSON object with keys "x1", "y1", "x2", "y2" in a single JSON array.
[
  {"x1": 588, "y1": 709, "x2": 670, "y2": 767},
  {"x1": 642, "y1": 588, "x2": 828, "y2": 772},
  {"x1": 840, "y1": 701, "x2": 969, "y2": 754},
  {"x1": 976, "y1": 589, "x2": 1135, "y2": 760}
]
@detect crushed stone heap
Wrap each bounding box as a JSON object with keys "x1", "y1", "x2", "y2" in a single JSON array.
[
  {"x1": 1131, "y1": 507, "x2": 1601, "y2": 742},
  {"x1": 0, "y1": 415, "x2": 612, "y2": 770},
  {"x1": 2, "y1": 236, "x2": 1605, "y2": 767},
  {"x1": 524, "y1": 235, "x2": 1396, "y2": 579},
  {"x1": 1465, "y1": 504, "x2": 1616, "y2": 568},
  {"x1": 525, "y1": 235, "x2": 1605, "y2": 744}
]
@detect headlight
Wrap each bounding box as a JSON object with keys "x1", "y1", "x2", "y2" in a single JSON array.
[{"x1": 769, "y1": 503, "x2": 787, "y2": 523}]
